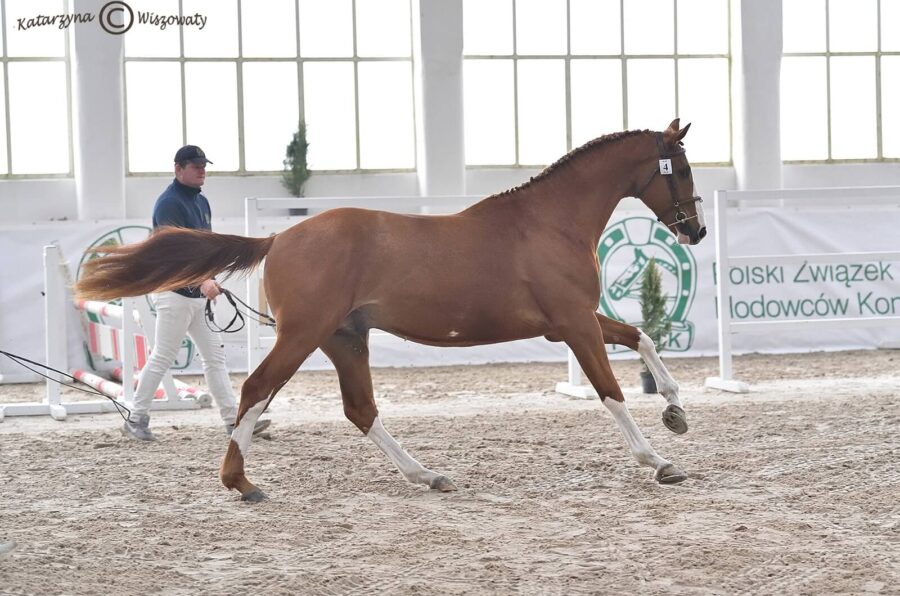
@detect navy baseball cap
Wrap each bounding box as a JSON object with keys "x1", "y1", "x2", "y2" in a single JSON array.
[{"x1": 174, "y1": 145, "x2": 213, "y2": 165}]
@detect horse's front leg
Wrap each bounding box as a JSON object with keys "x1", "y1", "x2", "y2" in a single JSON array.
[
  {"x1": 561, "y1": 313, "x2": 687, "y2": 484},
  {"x1": 595, "y1": 313, "x2": 687, "y2": 434}
]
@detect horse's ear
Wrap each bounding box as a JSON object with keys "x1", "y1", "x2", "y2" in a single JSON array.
[{"x1": 664, "y1": 119, "x2": 691, "y2": 145}]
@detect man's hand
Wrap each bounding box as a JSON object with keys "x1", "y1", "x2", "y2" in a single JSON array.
[{"x1": 200, "y1": 279, "x2": 221, "y2": 302}]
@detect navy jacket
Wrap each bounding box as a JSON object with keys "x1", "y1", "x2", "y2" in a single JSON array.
[{"x1": 152, "y1": 178, "x2": 212, "y2": 298}]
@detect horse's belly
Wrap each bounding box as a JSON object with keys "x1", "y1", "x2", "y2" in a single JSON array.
[{"x1": 367, "y1": 303, "x2": 548, "y2": 347}]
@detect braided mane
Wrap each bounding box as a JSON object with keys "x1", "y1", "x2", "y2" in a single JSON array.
[{"x1": 488, "y1": 129, "x2": 651, "y2": 199}]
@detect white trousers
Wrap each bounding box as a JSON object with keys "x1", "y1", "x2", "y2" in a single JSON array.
[{"x1": 132, "y1": 292, "x2": 237, "y2": 423}]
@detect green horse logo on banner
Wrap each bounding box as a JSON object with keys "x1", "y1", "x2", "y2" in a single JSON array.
[{"x1": 598, "y1": 217, "x2": 698, "y2": 353}]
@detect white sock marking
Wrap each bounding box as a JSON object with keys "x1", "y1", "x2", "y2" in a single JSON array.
[
  {"x1": 232, "y1": 400, "x2": 267, "y2": 458},
  {"x1": 367, "y1": 416, "x2": 438, "y2": 486},
  {"x1": 638, "y1": 331, "x2": 682, "y2": 408},
  {"x1": 603, "y1": 398, "x2": 670, "y2": 471}
]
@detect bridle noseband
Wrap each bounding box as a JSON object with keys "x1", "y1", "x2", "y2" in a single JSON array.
[{"x1": 635, "y1": 132, "x2": 703, "y2": 231}]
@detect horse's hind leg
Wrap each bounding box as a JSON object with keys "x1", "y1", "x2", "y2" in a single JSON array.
[
  {"x1": 561, "y1": 312, "x2": 686, "y2": 484},
  {"x1": 220, "y1": 333, "x2": 318, "y2": 502},
  {"x1": 320, "y1": 328, "x2": 457, "y2": 492},
  {"x1": 596, "y1": 313, "x2": 687, "y2": 435}
]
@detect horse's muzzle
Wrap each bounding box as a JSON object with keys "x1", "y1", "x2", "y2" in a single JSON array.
[{"x1": 677, "y1": 224, "x2": 707, "y2": 245}]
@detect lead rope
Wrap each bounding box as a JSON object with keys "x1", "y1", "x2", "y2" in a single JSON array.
[
  {"x1": 3, "y1": 243, "x2": 134, "y2": 422},
  {"x1": 0, "y1": 349, "x2": 132, "y2": 422},
  {"x1": 205, "y1": 288, "x2": 276, "y2": 334}
]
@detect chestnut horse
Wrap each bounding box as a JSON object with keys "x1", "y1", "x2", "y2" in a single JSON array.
[{"x1": 76, "y1": 120, "x2": 706, "y2": 502}]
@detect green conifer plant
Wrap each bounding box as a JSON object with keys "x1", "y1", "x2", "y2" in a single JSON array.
[
  {"x1": 640, "y1": 258, "x2": 671, "y2": 379},
  {"x1": 281, "y1": 121, "x2": 310, "y2": 198}
]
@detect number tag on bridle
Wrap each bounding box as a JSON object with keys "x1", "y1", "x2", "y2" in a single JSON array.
[{"x1": 659, "y1": 159, "x2": 672, "y2": 175}]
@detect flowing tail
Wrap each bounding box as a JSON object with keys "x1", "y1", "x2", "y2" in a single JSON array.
[{"x1": 74, "y1": 227, "x2": 276, "y2": 301}]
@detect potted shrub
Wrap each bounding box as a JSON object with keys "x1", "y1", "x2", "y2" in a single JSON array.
[
  {"x1": 639, "y1": 257, "x2": 671, "y2": 393},
  {"x1": 282, "y1": 121, "x2": 311, "y2": 215}
]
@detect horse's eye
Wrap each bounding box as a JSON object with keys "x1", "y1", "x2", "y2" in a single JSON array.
[{"x1": 679, "y1": 168, "x2": 691, "y2": 179}]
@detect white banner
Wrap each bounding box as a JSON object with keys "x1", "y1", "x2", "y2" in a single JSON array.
[
  {"x1": 600, "y1": 207, "x2": 899, "y2": 356},
  {"x1": 1, "y1": 203, "x2": 897, "y2": 381}
]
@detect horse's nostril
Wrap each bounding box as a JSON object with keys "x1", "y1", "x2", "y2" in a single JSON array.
[{"x1": 698, "y1": 227, "x2": 707, "y2": 240}]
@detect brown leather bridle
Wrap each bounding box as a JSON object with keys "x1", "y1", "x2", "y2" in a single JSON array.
[{"x1": 635, "y1": 132, "x2": 703, "y2": 231}]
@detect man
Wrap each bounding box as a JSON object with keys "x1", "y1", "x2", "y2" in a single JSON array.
[{"x1": 122, "y1": 145, "x2": 271, "y2": 441}]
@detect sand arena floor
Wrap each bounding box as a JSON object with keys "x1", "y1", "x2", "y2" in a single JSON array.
[{"x1": 0, "y1": 350, "x2": 898, "y2": 595}]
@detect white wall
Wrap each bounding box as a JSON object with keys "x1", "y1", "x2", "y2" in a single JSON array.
[
  {"x1": 2, "y1": 179, "x2": 77, "y2": 223},
  {"x1": 783, "y1": 163, "x2": 900, "y2": 189},
  {"x1": 123, "y1": 172, "x2": 421, "y2": 220},
  {"x1": 6, "y1": 162, "x2": 900, "y2": 226}
]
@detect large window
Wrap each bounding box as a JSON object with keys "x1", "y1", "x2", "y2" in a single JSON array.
[
  {"x1": 782, "y1": 0, "x2": 898, "y2": 161},
  {"x1": 0, "y1": 0, "x2": 72, "y2": 176},
  {"x1": 124, "y1": 0, "x2": 415, "y2": 174},
  {"x1": 462, "y1": 0, "x2": 731, "y2": 167}
]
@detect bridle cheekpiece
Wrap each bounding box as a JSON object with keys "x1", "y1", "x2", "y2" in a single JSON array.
[{"x1": 635, "y1": 132, "x2": 703, "y2": 231}]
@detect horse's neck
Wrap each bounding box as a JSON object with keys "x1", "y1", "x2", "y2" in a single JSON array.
[{"x1": 501, "y1": 138, "x2": 647, "y2": 247}]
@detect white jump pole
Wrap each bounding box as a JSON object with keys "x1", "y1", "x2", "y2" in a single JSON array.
[
  {"x1": 120, "y1": 296, "x2": 136, "y2": 404},
  {"x1": 245, "y1": 197, "x2": 262, "y2": 374},
  {"x1": 704, "y1": 186, "x2": 900, "y2": 392},
  {"x1": 705, "y1": 191, "x2": 749, "y2": 393},
  {"x1": 43, "y1": 245, "x2": 69, "y2": 420},
  {"x1": 554, "y1": 350, "x2": 599, "y2": 399}
]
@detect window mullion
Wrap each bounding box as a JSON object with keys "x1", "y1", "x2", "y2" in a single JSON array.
[
  {"x1": 565, "y1": 0, "x2": 572, "y2": 151},
  {"x1": 296, "y1": 0, "x2": 305, "y2": 134},
  {"x1": 876, "y1": 0, "x2": 883, "y2": 158},
  {"x1": 512, "y1": 0, "x2": 520, "y2": 165},
  {"x1": 825, "y1": 0, "x2": 833, "y2": 159},
  {"x1": 727, "y1": 0, "x2": 733, "y2": 163},
  {"x1": 620, "y1": 0, "x2": 627, "y2": 129},
  {"x1": 1, "y1": 0, "x2": 8, "y2": 174},
  {"x1": 352, "y1": 0, "x2": 361, "y2": 170},
  {"x1": 179, "y1": 0, "x2": 187, "y2": 146},
  {"x1": 673, "y1": 0, "x2": 679, "y2": 119},
  {"x1": 64, "y1": 0, "x2": 74, "y2": 176},
  {"x1": 237, "y1": 0, "x2": 245, "y2": 173}
]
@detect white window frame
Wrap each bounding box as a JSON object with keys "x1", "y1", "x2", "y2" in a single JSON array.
[
  {"x1": 782, "y1": 0, "x2": 898, "y2": 163},
  {"x1": 463, "y1": 0, "x2": 733, "y2": 168},
  {"x1": 0, "y1": 0, "x2": 74, "y2": 179},
  {"x1": 123, "y1": 0, "x2": 416, "y2": 175}
]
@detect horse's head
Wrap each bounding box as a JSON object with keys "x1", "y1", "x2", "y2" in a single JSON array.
[{"x1": 634, "y1": 119, "x2": 706, "y2": 245}]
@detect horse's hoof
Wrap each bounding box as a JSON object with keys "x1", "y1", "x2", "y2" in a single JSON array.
[
  {"x1": 240, "y1": 489, "x2": 269, "y2": 503},
  {"x1": 655, "y1": 463, "x2": 687, "y2": 484},
  {"x1": 662, "y1": 405, "x2": 688, "y2": 435},
  {"x1": 429, "y1": 475, "x2": 458, "y2": 492}
]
